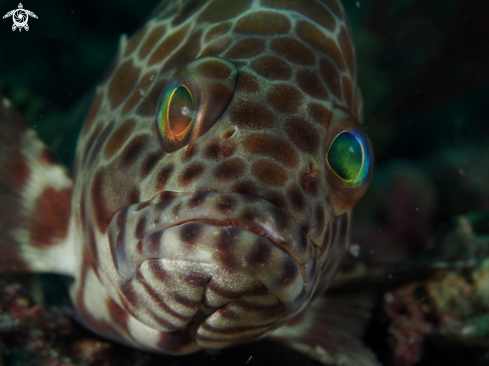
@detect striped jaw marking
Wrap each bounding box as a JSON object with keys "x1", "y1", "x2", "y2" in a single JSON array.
[{"x1": 74, "y1": 0, "x2": 373, "y2": 354}]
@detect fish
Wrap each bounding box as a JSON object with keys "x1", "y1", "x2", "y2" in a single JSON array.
[{"x1": 0, "y1": 0, "x2": 375, "y2": 364}]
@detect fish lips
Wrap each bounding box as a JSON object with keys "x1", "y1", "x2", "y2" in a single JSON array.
[{"x1": 108, "y1": 192, "x2": 320, "y2": 314}]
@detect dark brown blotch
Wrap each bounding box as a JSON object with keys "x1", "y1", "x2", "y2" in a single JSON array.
[
  {"x1": 231, "y1": 103, "x2": 275, "y2": 129},
  {"x1": 142, "y1": 152, "x2": 164, "y2": 178},
  {"x1": 108, "y1": 61, "x2": 140, "y2": 108},
  {"x1": 121, "y1": 135, "x2": 147, "y2": 166},
  {"x1": 184, "y1": 271, "x2": 211, "y2": 287},
  {"x1": 277, "y1": 258, "x2": 298, "y2": 287},
  {"x1": 139, "y1": 25, "x2": 167, "y2": 59},
  {"x1": 252, "y1": 160, "x2": 288, "y2": 187},
  {"x1": 91, "y1": 172, "x2": 111, "y2": 232},
  {"x1": 156, "y1": 165, "x2": 174, "y2": 190},
  {"x1": 149, "y1": 26, "x2": 189, "y2": 66},
  {"x1": 180, "y1": 223, "x2": 202, "y2": 246},
  {"x1": 189, "y1": 193, "x2": 207, "y2": 208},
  {"x1": 308, "y1": 103, "x2": 332, "y2": 128},
  {"x1": 180, "y1": 163, "x2": 205, "y2": 186},
  {"x1": 232, "y1": 181, "x2": 257, "y2": 196},
  {"x1": 234, "y1": 11, "x2": 291, "y2": 35},
  {"x1": 225, "y1": 38, "x2": 265, "y2": 59},
  {"x1": 251, "y1": 56, "x2": 292, "y2": 80},
  {"x1": 198, "y1": 0, "x2": 253, "y2": 23},
  {"x1": 285, "y1": 118, "x2": 319, "y2": 153},
  {"x1": 268, "y1": 83, "x2": 302, "y2": 113},
  {"x1": 236, "y1": 72, "x2": 261, "y2": 94},
  {"x1": 296, "y1": 68, "x2": 328, "y2": 100},
  {"x1": 320, "y1": 58, "x2": 342, "y2": 99},
  {"x1": 215, "y1": 195, "x2": 236, "y2": 214},
  {"x1": 271, "y1": 37, "x2": 315, "y2": 65},
  {"x1": 105, "y1": 120, "x2": 134, "y2": 158},
  {"x1": 107, "y1": 298, "x2": 129, "y2": 333},
  {"x1": 244, "y1": 134, "x2": 298, "y2": 167},
  {"x1": 247, "y1": 237, "x2": 271, "y2": 266},
  {"x1": 213, "y1": 158, "x2": 245, "y2": 182},
  {"x1": 204, "y1": 22, "x2": 232, "y2": 42},
  {"x1": 216, "y1": 227, "x2": 240, "y2": 273}
]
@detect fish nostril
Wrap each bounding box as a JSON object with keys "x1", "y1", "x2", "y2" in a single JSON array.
[
  {"x1": 219, "y1": 127, "x2": 237, "y2": 140},
  {"x1": 301, "y1": 158, "x2": 320, "y2": 195},
  {"x1": 217, "y1": 139, "x2": 233, "y2": 158}
]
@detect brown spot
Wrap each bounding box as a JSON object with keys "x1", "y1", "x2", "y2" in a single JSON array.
[
  {"x1": 105, "y1": 120, "x2": 134, "y2": 158},
  {"x1": 296, "y1": 68, "x2": 328, "y2": 99},
  {"x1": 296, "y1": 20, "x2": 346, "y2": 70},
  {"x1": 39, "y1": 149, "x2": 57, "y2": 165},
  {"x1": 320, "y1": 58, "x2": 342, "y2": 99},
  {"x1": 308, "y1": 103, "x2": 332, "y2": 128},
  {"x1": 142, "y1": 152, "x2": 164, "y2": 178},
  {"x1": 155, "y1": 165, "x2": 174, "y2": 191},
  {"x1": 232, "y1": 181, "x2": 257, "y2": 195},
  {"x1": 139, "y1": 25, "x2": 167, "y2": 59},
  {"x1": 108, "y1": 61, "x2": 140, "y2": 108},
  {"x1": 252, "y1": 56, "x2": 291, "y2": 80},
  {"x1": 184, "y1": 271, "x2": 211, "y2": 287},
  {"x1": 268, "y1": 83, "x2": 302, "y2": 113},
  {"x1": 180, "y1": 223, "x2": 202, "y2": 246},
  {"x1": 137, "y1": 79, "x2": 167, "y2": 117},
  {"x1": 231, "y1": 103, "x2": 275, "y2": 129},
  {"x1": 262, "y1": 0, "x2": 336, "y2": 31},
  {"x1": 288, "y1": 186, "x2": 305, "y2": 211},
  {"x1": 285, "y1": 118, "x2": 319, "y2": 153},
  {"x1": 216, "y1": 195, "x2": 236, "y2": 214},
  {"x1": 271, "y1": 37, "x2": 315, "y2": 65},
  {"x1": 342, "y1": 75, "x2": 354, "y2": 109},
  {"x1": 198, "y1": 0, "x2": 253, "y2": 23},
  {"x1": 216, "y1": 228, "x2": 240, "y2": 273},
  {"x1": 196, "y1": 60, "x2": 234, "y2": 80},
  {"x1": 171, "y1": 0, "x2": 203, "y2": 26},
  {"x1": 149, "y1": 26, "x2": 189, "y2": 66},
  {"x1": 338, "y1": 26, "x2": 356, "y2": 77},
  {"x1": 121, "y1": 135, "x2": 147, "y2": 166},
  {"x1": 204, "y1": 22, "x2": 232, "y2": 42},
  {"x1": 180, "y1": 163, "x2": 205, "y2": 186},
  {"x1": 247, "y1": 237, "x2": 271, "y2": 266},
  {"x1": 200, "y1": 37, "x2": 233, "y2": 57},
  {"x1": 321, "y1": 0, "x2": 342, "y2": 17},
  {"x1": 225, "y1": 38, "x2": 265, "y2": 59},
  {"x1": 162, "y1": 30, "x2": 203, "y2": 72},
  {"x1": 91, "y1": 172, "x2": 112, "y2": 232},
  {"x1": 107, "y1": 298, "x2": 129, "y2": 333},
  {"x1": 243, "y1": 134, "x2": 298, "y2": 167},
  {"x1": 218, "y1": 307, "x2": 238, "y2": 320},
  {"x1": 236, "y1": 72, "x2": 260, "y2": 93},
  {"x1": 234, "y1": 11, "x2": 291, "y2": 35},
  {"x1": 214, "y1": 158, "x2": 245, "y2": 182},
  {"x1": 252, "y1": 160, "x2": 287, "y2": 187},
  {"x1": 189, "y1": 193, "x2": 207, "y2": 208},
  {"x1": 158, "y1": 329, "x2": 194, "y2": 354},
  {"x1": 30, "y1": 187, "x2": 72, "y2": 248},
  {"x1": 83, "y1": 95, "x2": 101, "y2": 134},
  {"x1": 125, "y1": 25, "x2": 147, "y2": 56},
  {"x1": 277, "y1": 257, "x2": 298, "y2": 287}
]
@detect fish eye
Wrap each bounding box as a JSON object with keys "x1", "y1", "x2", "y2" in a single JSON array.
[
  {"x1": 325, "y1": 114, "x2": 373, "y2": 215},
  {"x1": 157, "y1": 85, "x2": 195, "y2": 151},
  {"x1": 327, "y1": 131, "x2": 366, "y2": 186}
]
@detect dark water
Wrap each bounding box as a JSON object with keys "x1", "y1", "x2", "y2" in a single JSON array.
[{"x1": 0, "y1": 0, "x2": 488, "y2": 365}]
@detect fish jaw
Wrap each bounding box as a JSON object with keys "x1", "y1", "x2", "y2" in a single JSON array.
[{"x1": 103, "y1": 192, "x2": 319, "y2": 347}]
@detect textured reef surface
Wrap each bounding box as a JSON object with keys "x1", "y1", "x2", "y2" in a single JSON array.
[{"x1": 1, "y1": 0, "x2": 489, "y2": 365}]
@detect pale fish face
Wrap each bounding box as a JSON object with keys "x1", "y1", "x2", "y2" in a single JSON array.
[{"x1": 73, "y1": 0, "x2": 373, "y2": 353}]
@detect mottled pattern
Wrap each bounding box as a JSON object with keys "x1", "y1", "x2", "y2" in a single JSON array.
[{"x1": 1, "y1": 0, "x2": 371, "y2": 359}]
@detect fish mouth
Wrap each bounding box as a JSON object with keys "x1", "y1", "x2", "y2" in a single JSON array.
[
  {"x1": 107, "y1": 192, "x2": 320, "y2": 347},
  {"x1": 109, "y1": 191, "x2": 318, "y2": 282}
]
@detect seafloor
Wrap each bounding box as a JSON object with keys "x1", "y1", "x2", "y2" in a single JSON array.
[{"x1": 0, "y1": 0, "x2": 488, "y2": 365}]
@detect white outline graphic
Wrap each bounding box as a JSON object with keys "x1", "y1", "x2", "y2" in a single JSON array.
[{"x1": 3, "y1": 3, "x2": 38, "y2": 32}]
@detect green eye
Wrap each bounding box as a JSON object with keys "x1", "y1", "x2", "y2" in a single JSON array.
[
  {"x1": 158, "y1": 85, "x2": 195, "y2": 145},
  {"x1": 327, "y1": 131, "x2": 364, "y2": 183}
]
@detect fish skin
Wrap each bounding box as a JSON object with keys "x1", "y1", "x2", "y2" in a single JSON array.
[{"x1": 0, "y1": 0, "x2": 374, "y2": 362}]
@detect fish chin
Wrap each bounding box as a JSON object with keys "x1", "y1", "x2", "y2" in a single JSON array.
[{"x1": 107, "y1": 192, "x2": 321, "y2": 347}]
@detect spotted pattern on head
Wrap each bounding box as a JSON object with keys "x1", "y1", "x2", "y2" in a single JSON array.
[{"x1": 72, "y1": 0, "x2": 369, "y2": 355}]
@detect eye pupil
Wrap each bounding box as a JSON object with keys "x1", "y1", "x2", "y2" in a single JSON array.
[
  {"x1": 167, "y1": 85, "x2": 194, "y2": 137},
  {"x1": 327, "y1": 132, "x2": 363, "y2": 181}
]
